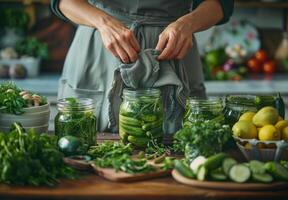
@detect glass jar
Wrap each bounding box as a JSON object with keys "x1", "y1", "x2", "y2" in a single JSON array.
[
  {"x1": 55, "y1": 98, "x2": 97, "y2": 149},
  {"x1": 183, "y1": 97, "x2": 223, "y2": 127},
  {"x1": 223, "y1": 95, "x2": 257, "y2": 126},
  {"x1": 119, "y1": 88, "x2": 163, "y2": 148}
]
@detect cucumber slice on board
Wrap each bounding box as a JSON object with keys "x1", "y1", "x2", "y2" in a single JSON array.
[
  {"x1": 209, "y1": 170, "x2": 227, "y2": 181},
  {"x1": 265, "y1": 162, "x2": 288, "y2": 181},
  {"x1": 197, "y1": 165, "x2": 208, "y2": 181},
  {"x1": 203, "y1": 153, "x2": 227, "y2": 171},
  {"x1": 249, "y1": 160, "x2": 266, "y2": 174},
  {"x1": 229, "y1": 164, "x2": 251, "y2": 183},
  {"x1": 190, "y1": 156, "x2": 207, "y2": 174},
  {"x1": 222, "y1": 158, "x2": 237, "y2": 175},
  {"x1": 252, "y1": 173, "x2": 273, "y2": 183}
]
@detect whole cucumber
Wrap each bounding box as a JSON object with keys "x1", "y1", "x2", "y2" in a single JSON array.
[
  {"x1": 119, "y1": 123, "x2": 145, "y2": 136},
  {"x1": 127, "y1": 135, "x2": 150, "y2": 148}
]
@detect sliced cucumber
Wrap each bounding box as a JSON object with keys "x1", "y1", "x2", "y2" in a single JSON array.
[
  {"x1": 265, "y1": 162, "x2": 288, "y2": 181},
  {"x1": 229, "y1": 164, "x2": 251, "y2": 183},
  {"x1": 249, "y1": 160, "x2": 266, "y2": 174},
  {"x1": 190, "y1": 156, "x2": 207, "y2": 174},
  {"x1": 252, "y1": 173, "x2": 273, "y2": 183},
  {"x1": 204, "y1": 153, "x2": 227, "y2": 171},
  {"x1": 197, "y1": 165, "x2": 208, "y2": 181},
  {"x1": 209, "y1": 169, "x2": 227, "y2": 181},
  {"x1": 222, "y1": 158, "x2": 237, "y2": 175}
]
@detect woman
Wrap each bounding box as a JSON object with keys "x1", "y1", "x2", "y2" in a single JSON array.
[{"x1": 50, "y1": 0, "x2": 234, "y2": 133}]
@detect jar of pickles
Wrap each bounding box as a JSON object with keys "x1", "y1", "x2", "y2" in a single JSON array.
[
  {"x1": 183, "y1": 97, "x2": 223, "y2": 127},
  {"x1": 223, "y1": 95, "x2": 257, "y2": 126},
  {"x1": 119, "y1": 88, "x2": 163, "y2": 148},
  {"x1": 55, "y1": 98, "x2": 97, "y2": 149}
]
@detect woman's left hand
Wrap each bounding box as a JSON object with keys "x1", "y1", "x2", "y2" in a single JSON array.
[{"x1": 156, "y1": 19, "x2": 193, "y2": 60}]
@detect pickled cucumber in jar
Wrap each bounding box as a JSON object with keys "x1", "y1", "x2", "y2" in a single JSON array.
[{"x1": 119, "y1": 89, "x2": 163, "y2": 148}]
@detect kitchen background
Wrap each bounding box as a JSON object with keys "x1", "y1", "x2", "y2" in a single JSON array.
[{"x1": 0, "y1": 0, "x2": 287, "y2": 130}]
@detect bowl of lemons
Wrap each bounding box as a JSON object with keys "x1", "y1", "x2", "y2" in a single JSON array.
[{"x1": 232, "y1": 106, "x2": 288, "y2": 162}]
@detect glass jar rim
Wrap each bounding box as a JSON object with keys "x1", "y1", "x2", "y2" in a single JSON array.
[
  {"x1": 57, "y1": 98, "x2": 94, "y2": 111},
  {"x1": 188, "y1": 97, "x2": 223, "y2": 104},
  {"x1": 123, "y1": 88, "x2": 161, "y2": 98}
]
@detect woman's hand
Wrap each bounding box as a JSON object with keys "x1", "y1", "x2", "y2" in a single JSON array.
[
  {"x1": 156, "y1": 19, "x2": 193, "y2": 60},
  {"x1": 98, "y1": 17, "x2": 140, "y2": 63}
]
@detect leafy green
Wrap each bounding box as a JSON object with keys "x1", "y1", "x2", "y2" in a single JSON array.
[
  {"x1": 0, "y1": 123, "x2": 77, "y2": 186},
  {"x1": 173, "y1": 116, "x2": 230, "y2": 162},
  {"x1": 88, "y1": 141, "x2": 156, "y2": 174},
  {"x1": 0, "y1": 82, "x2": 47, "y2": 115},
  {"x1": 15, "y1": 37, "x2": 49, "y2": 59}
]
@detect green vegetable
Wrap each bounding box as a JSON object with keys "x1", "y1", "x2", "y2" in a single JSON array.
[
  {"x1": 275, "y1": 93, "x2": 285, "y2": 119},
  {"x1": 229, "y1": 164, "x2": 251, "y2": 183},
  {"x1": 128, "y1": 135, "x2": 150, "y2": 148},
  {"x1": 119, "y1": 123, "x2": 145, "y2": 136},
  {"x1": 209, "y1": 169, "x2": 227, "y2": 181},
  {"x1": 174, "y1": 116, "x2": 230, "y2": 161},
  {"x1": 119, "y1": 115, "x2": 142, "y2": 126},
  {"x1": 142, "y1": 120, "x2": 162, "y2": 131},
  {"x1": 249, "y1": 160, "x2": 266, "y2": 174},
  {"x1": 58, "y1": 135, "x2": 85, "y2": 156},
  {"x1": 0, "y1": 123, "x2": 77, "y2": 186},
  {"x1": 88, "y1": 141, "x2": 155, "y2": 174},
  {"x1": 0, "y1": 82, "x2": 47, "y2": 115},
  {"x1": 203, "y1": 153, "x2": 227, "y2": 171},
  {"x1": 197, "y1": 165, "x2": 207, "y2": 181},
  {"x1": 174, "y1": 160, "x2": 195, "y2": 179},
  {"x1": 265, "y1": 162, "x2": 288, "y2": 181},
  {"x1": 252, "y1": 173, "x2": 273, "y2": 183},
  {"x1": 222, "y1": 158, "x2": 237, "y2": 175}
]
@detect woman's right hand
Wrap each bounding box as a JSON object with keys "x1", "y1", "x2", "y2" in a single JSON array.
[{"x1": 98, "y1": 17, "x2": 140, "y2": 63}]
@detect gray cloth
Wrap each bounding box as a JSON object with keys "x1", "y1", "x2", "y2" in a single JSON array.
[
  {"x1": 108, "y1": 49, "x2": 187, "y2": 134},
  {"x1": 57, "y1": 2, "x2": 206, "y2": 134}
]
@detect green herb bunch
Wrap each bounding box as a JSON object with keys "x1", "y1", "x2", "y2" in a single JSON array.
[
  {"x1": 173, "y1": 116, "x2": 231, "y2": 161},
  {"x1": 88, "y1": 141, "x2": 156, "y2": 174},
  {"x1": 0, "y1": 82, "x2": 47, "y2": 115},
  {"x1": 0, "y1": 123, "x2": 77, "y2": 186}
]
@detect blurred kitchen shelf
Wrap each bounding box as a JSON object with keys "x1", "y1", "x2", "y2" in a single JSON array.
[
  {"x1": 235, "y1": 0, "x2": 288, "y2": 8},
  {"x1": 0, "y1": 74, "x2": 287, "y2": 96}
]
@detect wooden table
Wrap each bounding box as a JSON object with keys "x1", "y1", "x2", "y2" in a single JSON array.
[{"x1": 0, "y1": 134, "x2": 288, "y2": 200}]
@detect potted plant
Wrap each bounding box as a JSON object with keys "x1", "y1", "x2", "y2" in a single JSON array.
[
  {"x1": 0, "y1": 8, "x2": 29, "y2": 48},
  {"x1": 0, "y1": 82, "x2": 50, "y2": 133}
]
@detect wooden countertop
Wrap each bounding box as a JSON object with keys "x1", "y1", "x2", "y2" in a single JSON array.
[
  {"x1": 1, "y1": 175, "x2": 288, "y2": 200},
  {"x1": 0, "y1": 134, "x2": 288, "y2": 200}
]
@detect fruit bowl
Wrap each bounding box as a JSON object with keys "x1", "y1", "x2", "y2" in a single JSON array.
[{"x1": 233, "y1": 136, "x2": 288, "y2": 162}]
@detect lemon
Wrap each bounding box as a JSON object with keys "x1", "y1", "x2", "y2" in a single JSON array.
[
  {"x1": 232, "y1": 121, "x2": 258, "y2": 139},
  {"x1": 252, "y1": 106, "x2": 279, "y2": 127},
  {"x1": 275, "y1": 120, "x2": 288, "y2": 132},
  {"x1": 282, "y1": 126, "x2": 288, "y2": 140},
  {"x1": 258, "y1": 125, "x2": 281, "y2": 141},
  {"x1": 239, "y1": 112, "x2": 256, "y2": 122}
]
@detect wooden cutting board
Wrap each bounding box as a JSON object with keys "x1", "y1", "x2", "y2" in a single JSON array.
[
  {"x1": 64, "y1": 156, "x2": 171, "y2": 182},
  {"x1": 172, "y1": 169, "x2": 288, "y2": 191}
]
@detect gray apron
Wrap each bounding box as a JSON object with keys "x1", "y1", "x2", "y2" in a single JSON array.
[{"x1": 58, "y1": 1, "x2": 206, "y2": 133}]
